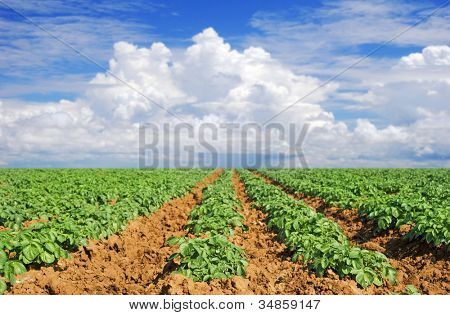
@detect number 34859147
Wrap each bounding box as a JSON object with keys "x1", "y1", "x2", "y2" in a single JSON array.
[{"x1": 258, "y1": 299, "x2": 321, "y2": 310}]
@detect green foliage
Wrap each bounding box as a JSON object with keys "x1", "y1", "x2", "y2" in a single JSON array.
[
  {"x1": 2, "y1": 260, "x2": 26, "y2": 285},
  {"x1": 0, "y1": 279, "x2": 6, "y2": 294},
  {"x1": 238, "y1": 169, "x2": 396, "y2": 288},
  {"x1": 167, "y1": 235, "x2": 247, "y2": 282},
  {"x1": 166, "y1": 170, "x2": 248, "y2": 282},
  {"x1": 261, "y1": 168, "x2": 450, "y2": 247},
  {"x1": 405, "y1": 207, "x2": 449, "y2": 247},
  {"x1": 0, "y1": 169, "x2": 210, "y2": 292},
  {"x1": 186, "y1": 171, "x2": 246, "y2": 236},
  {"x1": 0, "y1": 251, "x2": 24, "y2": 287},
  {"x1": 392, "y1": 284, "x2": 421, "y2": 295},
  {"x1": 404, "y1": 284, "x2": 421, "y2": 295}
]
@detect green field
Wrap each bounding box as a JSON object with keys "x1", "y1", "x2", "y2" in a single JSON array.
[{"x1": 0, "y1": 168, "x2": 448, "y2": 294}]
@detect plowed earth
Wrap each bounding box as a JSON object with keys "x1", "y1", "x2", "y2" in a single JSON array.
[
  {"x1": 7, "y1": 170, "x2": 448, "y2": 295},
  {"x1": 254, "y1": 172, "x2": 449, "y2": 295}
]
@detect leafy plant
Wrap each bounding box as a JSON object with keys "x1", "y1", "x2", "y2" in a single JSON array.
[
  {"x1": 165, "y1": 170, "x2": 248, "y2": 282},
  {"x1": 0, "y1": 250, "x2": 26, "y2": 286},
  {"x1": 0, "y1": 278, "x2": 6, "y2": 295},
  {"x1": 392, "y1": 284, "x2": 421, "y2": 295},
  {"x1": 167, "y1": 235, "x2": 247, "y2": 282},
  {"x1": 186, "y1": 171, "x2": 246, "y2": 236},
  {"x1": 404, "y1": 284, "x2": 421, "y2": 295}
]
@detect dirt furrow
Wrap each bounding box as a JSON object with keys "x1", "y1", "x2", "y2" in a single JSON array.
[
  {"x1": 148, "y1": 170, "x2": 369, "y2": 294},
  {"x1": 9, "y1": 169, "x2": 222, "y2": 295},
  {"x1": 229, "y1": 170, "x2": 375, "y2": 294},
  {"x1": 253, "y1": 171, "x2": 449, "y2": 295}
]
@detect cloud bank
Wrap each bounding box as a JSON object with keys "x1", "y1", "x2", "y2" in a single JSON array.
[{"x1": 0, "y1": 28, "x2": 448, "y2": 167}]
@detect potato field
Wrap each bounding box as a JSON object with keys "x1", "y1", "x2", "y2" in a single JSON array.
[{"x1": 0, "y1": 168, "x2": 448, "y2": 295}]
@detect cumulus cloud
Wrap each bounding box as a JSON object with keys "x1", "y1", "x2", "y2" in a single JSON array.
[
  {"x1": 398, "y1": 46, "x2": 450, "y2": 67},
  {"x1": 0, "y1": 28, "x2": 448, "y2": 167}
]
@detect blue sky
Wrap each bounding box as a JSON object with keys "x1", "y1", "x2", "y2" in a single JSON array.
[
  {"x1": 0, "y1": 0, "x2": 449, "y2": 167},
  {"x1": 1, "y1": 0, "x2": 444, "y2": 101},
  {"x1": 1, "y1": 0, "x2": 317, "y2": 100}
]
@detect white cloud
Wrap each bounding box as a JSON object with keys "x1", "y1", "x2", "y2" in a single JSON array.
[
  {"x1": 399, "y1": 46, "x2": 450, "y2": 67},
  {"x1": 239, "y1": 0, "x2": 450, "y2": 135},
  {"x1": 352, "y1": 45, "x2": 450, "y2": 125},
  {"x1": 85, "y1": 27, "x2": 336, "y2": 122},
  {"x1": 0, "y1": 28, "x2": 448, "y2": 167}
]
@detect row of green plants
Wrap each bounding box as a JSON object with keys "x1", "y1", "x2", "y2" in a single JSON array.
[
  {"x1": 0, "y1": 169, "x2": 210, "y2": 294},
  {"x1": 167, "y1": 170, "x2": 248, "y2": 282},
  {"x1": 260, "y1": 169, "x2": 449, "y2": 248},
  {"x1": 0, "y1": 169, "x2": 196, "y2": 229},
  {"x1": 238, "y1": 169, "x2": 397, "y2": 288}
]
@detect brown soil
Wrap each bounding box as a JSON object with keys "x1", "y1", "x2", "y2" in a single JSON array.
[
  {"x1": 22, "y1": 218, "x2": 49, "y2": 228},
  {"x1": 254, "y1": 171, "x2": 450, "y2": 295},
  {"x1": 1, "y1": 217, "x2": 53, "y2": 234},
  {"x1": 8, "y1": 170, "x2": 222, "y2": 295}
]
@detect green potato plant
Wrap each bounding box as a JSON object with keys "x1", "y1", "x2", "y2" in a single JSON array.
[
  {"x1": 167, "y1": 235, "x2": 247, "y2": 282},
  {"x1": 186, "y1": 171, "x2": 247, "y2": 236},
  {"x1": 166, "y1": 170, "x2": 248, "y2": 282}
]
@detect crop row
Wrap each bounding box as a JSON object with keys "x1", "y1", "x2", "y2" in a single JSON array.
[
  {"x1": 260, "y1": 169, "x2": 449, "y2": 247},
  {"x1": 0, "y1": 169, "x2": 210, "y2": 293},
  {"x1": 167, "y1": 170, "x2": 248, "y2": 282},
  {"x1": 238, "y1": 169, "x2": 397, "y2": 288}
]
